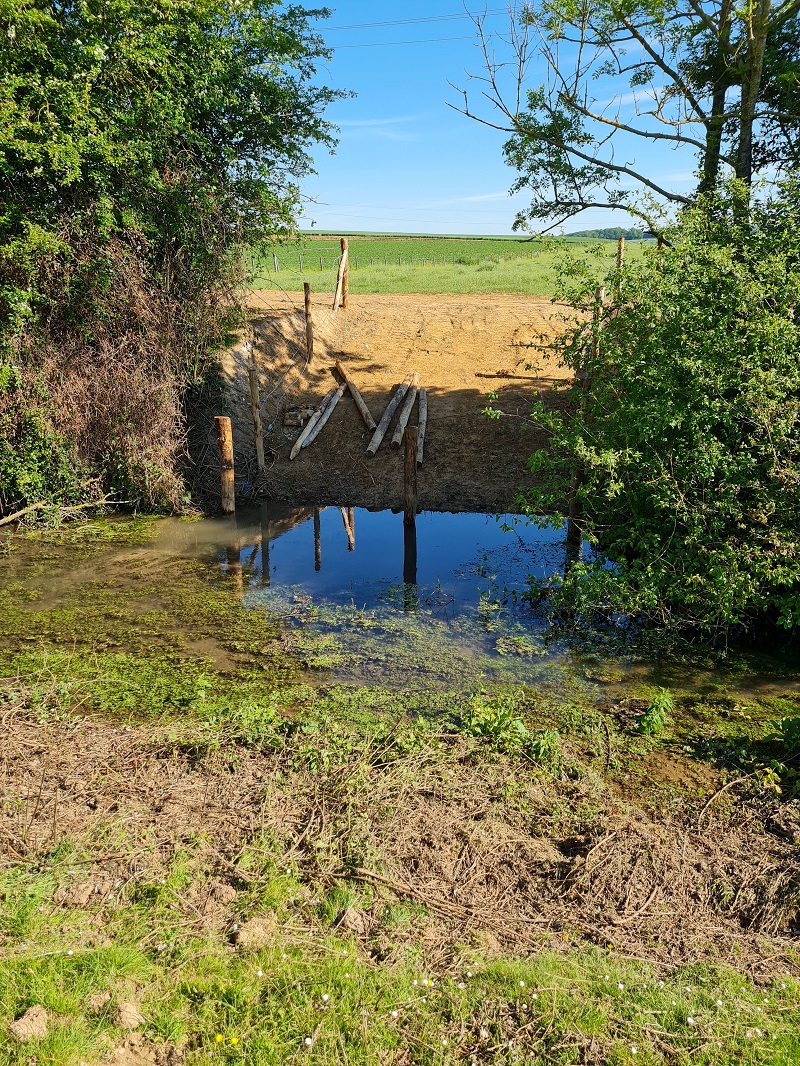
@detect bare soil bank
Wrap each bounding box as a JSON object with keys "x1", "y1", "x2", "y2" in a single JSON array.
[{"x1": 218, "y1": 292, "x2": 572, "y2": 512}]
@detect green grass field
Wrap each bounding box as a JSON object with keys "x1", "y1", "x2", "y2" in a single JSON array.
[{"x1": 250, "y1": 235, "x2": 649, "y2": 296}]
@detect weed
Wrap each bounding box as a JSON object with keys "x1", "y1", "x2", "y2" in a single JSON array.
[
  {"x1": 639, "y1": 688, "x2": 673, "y2": 735},
  {"x1": 461, "y1": 691, "x2": 529, "y2": 753}
]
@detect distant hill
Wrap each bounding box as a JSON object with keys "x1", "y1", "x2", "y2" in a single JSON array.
[{"x1": 568, "y1": 226, "x2": 647, "y2": 240}]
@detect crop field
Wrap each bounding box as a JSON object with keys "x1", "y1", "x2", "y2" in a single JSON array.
[{"x1": 249, "y1": 234, "x2": 649, "y2": 296}]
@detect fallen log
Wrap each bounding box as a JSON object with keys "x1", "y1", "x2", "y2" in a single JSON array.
[
  {"x1": 391, "y1": 372, "x2": 420, "y2": 449},
  {"x1": 333, "y1": 360, "x2": 376, "y2": 431},
  {"x1": 416, "y1": 387, "x2": 427, "y2": 468},
  {"x1": 289, "y1": 386, "x2": 338, "y2": 460},
  {"x1": 366, "y1": 373, "x2": 413, "y2": 457}
]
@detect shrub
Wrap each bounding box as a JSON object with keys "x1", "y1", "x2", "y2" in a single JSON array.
[{"x1": 523, "y1": 182, "x2": 800, "y2": 636}]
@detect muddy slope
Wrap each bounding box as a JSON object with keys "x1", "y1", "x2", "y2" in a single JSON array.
[{"x1": 219, "y1": 292, "x2": 573, "y2": 513}]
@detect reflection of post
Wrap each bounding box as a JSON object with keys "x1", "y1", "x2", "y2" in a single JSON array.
[
  {"x1": 340, "y1": 507, "x2": 355, "y2": 551},
  {"x1": 226, "y1": 542, "x2": 243, "y2": 598},
  {"x1": 313, "y1": 508, "x2": 321, "y2": 572},
  {"x1": 260, "y1": 502, "x2": 271, "y2": 587},
  {"x1": 403, "y1": 518, "x2": 418, "y2": 612},
  {"x1": 404, "y1": 426, "x2": 418, "y2": 524},
  {"x1": 348, "y1": 507, "x2": 355, "y2": 550}
]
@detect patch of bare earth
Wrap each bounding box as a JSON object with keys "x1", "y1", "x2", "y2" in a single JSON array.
[
  {"x1": 214, "y1": 292, "x2": 573, "y2": 512},
  {"x1": 2, "y1": 704, "x2": 799, "y2": 981}
]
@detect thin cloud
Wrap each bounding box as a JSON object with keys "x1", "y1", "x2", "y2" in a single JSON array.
[{"x1": 337, "y1": 114, "x2": 426, "y2": 128}]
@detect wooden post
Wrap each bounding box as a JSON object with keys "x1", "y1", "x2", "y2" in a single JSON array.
[
  {"x1": 367, "y1": 374, "x2": 413, "y2": 457},
  {"x1": 299, "y1": 255, "x2": 303, "y2": 273},
  {"x1": 391, "y1": 372, "x2": 420, "y2": 449},
  {"x1": 304, "y1": 283, "x2": 314, "y2": 360},
  {"x1": 313, "y1": 508, "x2": 321, "y2": 572},
  {"x1": 214, "y1": 416, "x2": 235, "y2": 514},
  {"x1": 319, "y1": 256, "x2": 323, "y2": 272},
  {"x1": 333, "y1": 360, "x2": 376, "y2": 430},
  {"x1": 289, "y1": 386, "x2": 338, "y2": 460},
  {"x1": 591, "y1": 286, "x2": 605, "y2": 365},
  {"x1": 273, "y1": 252, "x2": 279, "y2": 273},
  {"x1": 248, "y1": 361, "x2": 266, "y2": 477},
  {"x1": 341, "y1": 238, "x2": 349, "y2": 308},
  {"x1": 616, "y1": 236, "x2": 625, "y2": 270},
  {"x1": 404, "y1": 426, "x2": 418, "y2": 525},
  {"x1": 332, "y1": 241, "x2": 348, "y2": 311},
  {"x1": 416, "y1": 387, "x2": 428, "y2": 468},
  {"x1": 299, "y1": 381, "x2": 347, "y2": 452}
]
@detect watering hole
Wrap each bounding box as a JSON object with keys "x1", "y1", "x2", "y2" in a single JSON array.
[{"x1": 4, "y1": 508, "x2": 799, "y2": 703}]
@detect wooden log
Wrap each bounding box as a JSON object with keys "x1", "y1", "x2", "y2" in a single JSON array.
[
  {"x1": 391, "y1": 372, "x2": 421, "y2": 449},
  {"x1": 333, "y1": 359, "x2": 376, "y2": 430},
  {"x1": 366, "y1": 374, "x2": 413, "y2": 457},
  {"x1": 404, "y1": 426, "x2": 418, "y2": 525},
  {"x1": 341, "y1": 237, "x2": 349, "y2": 308},
  {"x1": 416, "y1": 387, "x2": 428, "y2": 468},
  {"x1": 304, "y1": 283, "x2": 313, "y2": 360},
  {"x1": 248, "y1": 364, "x2": 266, "y2": 477},
  {"x1": 289, "y1": 387, "x2": 337, "y2": 460},
  {"x1": 298, "y1": 381, "x2": 347, "y2": 452},
  {"x1": 214, "y1": 416, "x2": 235, "y2": 514}
]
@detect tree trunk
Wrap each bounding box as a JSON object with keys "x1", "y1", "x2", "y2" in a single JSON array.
[{"x1": 736, "y1": 0, "x2": 772, "y2": 186}]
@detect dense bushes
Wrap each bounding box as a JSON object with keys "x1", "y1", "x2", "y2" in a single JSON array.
[
  {"x1": 0, "y1": 0, "x2": 340, "y2": 516},
  {"x1": 524, "y1": 183, "x2": 800, "y2": 636}
]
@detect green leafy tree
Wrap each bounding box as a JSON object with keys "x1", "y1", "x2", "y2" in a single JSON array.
[
  {"x1": 0, "y1": 0, "x2": 341, "y2": 515},
  {"x1": 454, "y1": 1, "x2": 800, "y2": 230},
  {"x1": 522, "y1": 182, "x2": 800, "y2": 635}
]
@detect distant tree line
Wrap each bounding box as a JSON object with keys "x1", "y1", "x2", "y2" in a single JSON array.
[{"x1": 568, "y1": 228, "x2": 647, "y2": 240}]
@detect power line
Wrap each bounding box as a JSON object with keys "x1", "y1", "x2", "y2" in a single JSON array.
[
  {"x1": 322, "y1": 9, "x2": 508, "y2": 32},
  {"x1": 334, "y1": 35, "x2": 475, "y2": 49}
]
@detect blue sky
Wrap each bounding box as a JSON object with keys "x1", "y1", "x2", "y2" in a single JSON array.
[{"x1": 300, "y1": 3, "x2": 699, "y2": 236}]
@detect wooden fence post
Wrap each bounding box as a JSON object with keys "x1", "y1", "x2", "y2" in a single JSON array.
[
  {"x1": 404, "y1": 426, "x2": 418, "y2": 524},
  {"x1": 304, "y1": 282, "x2": 314, "y2": 359},
  {"x1": 247, "y1": 359, "x2": 266, "y2": 478},
  {"x1": 341, "y1": 237, "x2": 350, "y2": 308},
  {"x1": 273, "y1": 252, "x2": 279, "y2": 273},
  {"x1": 214, "y1": 416, "x2": 235, "y2": 514}
]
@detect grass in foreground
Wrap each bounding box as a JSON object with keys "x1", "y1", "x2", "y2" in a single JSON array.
[{"x1": 2, "y1": 660, "x2": 800, "y2": 1064}]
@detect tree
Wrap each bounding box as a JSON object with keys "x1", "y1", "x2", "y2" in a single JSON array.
[
  {"x1": 0, "y1": 0, "x2": 341, "y2": 515},
  {"x1": 521, "y1": 182, "x2": 800, "y2": 635},
  {"x1": 453, "y1": 1, "x2": 800, "y2": 230}
]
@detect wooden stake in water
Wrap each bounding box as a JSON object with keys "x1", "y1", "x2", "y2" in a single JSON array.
[
  {"x1": 214, "y1": 416, "x2": 235, "y2": 515},
  {"x1": 404, "y1": 426, "x2": 418, "y2": 525}
]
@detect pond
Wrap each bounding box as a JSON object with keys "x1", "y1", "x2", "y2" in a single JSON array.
[{"x1": 2, "y1": 507, "x2": 799, "y2": 701}]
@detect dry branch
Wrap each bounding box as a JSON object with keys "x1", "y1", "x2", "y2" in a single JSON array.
[{"x1": 416, "y1": 387, "x2": 428, "y2": 468}]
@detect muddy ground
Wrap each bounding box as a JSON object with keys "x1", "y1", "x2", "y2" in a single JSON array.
[{"x1": 216, "y1": 292, "x2": 572, "y2": 512}]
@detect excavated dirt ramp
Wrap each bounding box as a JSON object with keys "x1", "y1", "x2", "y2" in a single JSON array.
[{"x1": 221, "y1": 292, "x2": 573, "y2": 512}]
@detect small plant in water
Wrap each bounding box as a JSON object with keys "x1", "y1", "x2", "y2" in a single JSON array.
[{"x1": 639, "y1": 688, "x2": 673, "y2": 735}]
